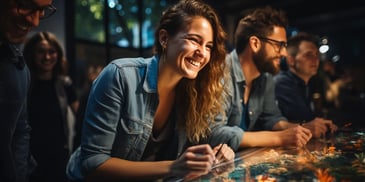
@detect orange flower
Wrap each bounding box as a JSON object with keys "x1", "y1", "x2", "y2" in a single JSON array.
[{"x1": 315, "y1": 168, "x2": 335, "y2": 182}]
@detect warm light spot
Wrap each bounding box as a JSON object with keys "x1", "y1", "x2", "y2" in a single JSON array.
[
  {"x1": 256, "y1": 174, "x2": 277, "y2": 182},
  {"x1": 315, "y1": 168, "x2": 335, "y2": 182}
]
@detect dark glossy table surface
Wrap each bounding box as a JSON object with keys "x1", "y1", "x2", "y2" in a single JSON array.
[{"x1": 196, "y1": 128, "x2": 365, "y2": 182}]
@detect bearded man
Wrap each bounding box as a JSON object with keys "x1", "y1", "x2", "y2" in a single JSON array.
[{"x1": 220, "y1": 6, "x2": 335, "y2": 150}]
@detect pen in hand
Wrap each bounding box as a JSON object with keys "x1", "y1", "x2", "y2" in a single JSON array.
[
  {"x1": 212, "y1": 143, "x2": 236, "y2": 172},
  {"x1": 210, "y1": 144, "x2": 224, "y2": 171},
  {"x1": 216, "y1": 144, "x2": 224, "y2": 155},
  {"x1": 214, "y1": 144, "x2": 224, "y2": 163}
]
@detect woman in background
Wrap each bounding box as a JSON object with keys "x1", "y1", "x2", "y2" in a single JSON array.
[{"x1": 23, "y1": 31, "x2": 79, "y2": 182}]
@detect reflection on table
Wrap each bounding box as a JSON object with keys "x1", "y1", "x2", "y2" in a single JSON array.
[{"x1": 196, "y1": 128, "x2": 365, "y2": 182}]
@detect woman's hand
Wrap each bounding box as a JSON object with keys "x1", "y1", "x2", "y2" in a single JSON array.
[
  {"x1": 212, "y1": 144, "x2": 235, "y2": 175},
  {"x1": 169, "y1": 144, "x2": 215, "y2": 181}
]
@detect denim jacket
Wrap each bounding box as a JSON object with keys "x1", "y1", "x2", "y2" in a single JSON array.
[
  {"x1": 66, "y1": 56, "x2": 243, "y2": 180},
  {"x1": 67, "y1": 56, "x2": 162, "y2": 180},
  {"x1": 225, "y1": 50, "x2": 287, "y2": 131}
]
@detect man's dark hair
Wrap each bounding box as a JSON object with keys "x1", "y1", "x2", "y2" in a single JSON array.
[
  {"x1": 287, "y1": 32, "x2": 320, "y2": 57},
  {"x1": 234, "y1": 6, "x2": 288, "y2": 54}
]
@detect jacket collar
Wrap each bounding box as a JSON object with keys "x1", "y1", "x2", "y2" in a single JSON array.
[
  {"x1": 229, "y1": 50, "x2": 246, "y2": 84},
  {"x1": 142, "y1": 55, "x2": 159, "y2": 93}
]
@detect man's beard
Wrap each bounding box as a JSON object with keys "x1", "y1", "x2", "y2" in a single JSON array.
[{"x1": 252, "y1": 48, "x2": 280, "y2": 75}]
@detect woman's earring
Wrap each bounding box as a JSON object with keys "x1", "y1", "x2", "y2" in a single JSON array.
[
  {"x1": 161, "y1": 42, "x2": 167, "y2": 64},
  {"x1": 161, "y1": 41, "x2": 167, "y2": 48}
]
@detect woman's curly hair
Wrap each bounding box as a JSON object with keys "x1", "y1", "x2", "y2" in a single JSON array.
[{"x1": 154, "y1": 0, "x2": 227, "y2": 143}]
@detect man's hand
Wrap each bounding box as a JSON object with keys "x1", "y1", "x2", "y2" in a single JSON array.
[
  {"x1": 278, "y1": 125, "x2": 312, "y2": 147},
  {"x1": 304, "y1": 118, "x2": 338, "y2": 138}
]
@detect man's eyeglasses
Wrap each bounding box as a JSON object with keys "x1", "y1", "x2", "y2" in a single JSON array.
[
  {"x1": 257, "y1": 36, "x2": 287, "y2": 53},
  {"x1": 17, "y1": 1, "x2": 57, "y2": 19}
]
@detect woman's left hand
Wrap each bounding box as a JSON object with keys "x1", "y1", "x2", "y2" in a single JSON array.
[{"x1": 212, "y1": 144, "x2": 235, "y2": 175}]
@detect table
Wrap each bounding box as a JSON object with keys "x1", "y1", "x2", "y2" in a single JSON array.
[{"x1": 196, "y1": 128, "x2": 365, "y2": 181}]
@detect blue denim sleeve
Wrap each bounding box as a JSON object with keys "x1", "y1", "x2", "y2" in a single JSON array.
[
  {"x1": 208, "y1": 90, "x2": 244, "y2": 151},
  {"x1": 208, "y1": 123, "x2": 243, "y2": 151},
  {"x1": 80, "y1": 63, "x2": 124, "y2": 174}
]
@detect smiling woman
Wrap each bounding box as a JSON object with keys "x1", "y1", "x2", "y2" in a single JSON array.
[
  {"x1": 65, "y1": 0, "x2": 239, "y2": 181},
  {"x1": 23, "y1": 31, "x2": 79, "y2": 182}
]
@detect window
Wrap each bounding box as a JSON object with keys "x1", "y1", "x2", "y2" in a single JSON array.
[
  {"x1": 73, "y1": 0, "x2": 170, "y2": 97},
  {"x1": 75, "y1": 0, "x2": 104, "y2": 43},
  {"x1": 75, "y1": 0, "x2": 169, "y2": 48}
]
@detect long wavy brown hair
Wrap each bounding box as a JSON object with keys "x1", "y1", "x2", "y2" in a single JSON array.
[{"x1": 154, "y1": 0, "x2": 227, "y2": 143}]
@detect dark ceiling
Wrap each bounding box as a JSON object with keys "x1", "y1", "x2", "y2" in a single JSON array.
[
  {"x1": 203, "y1": 0, "x2": 365, "y2": 64},
  {"x1": 205, "y1": 0, "x2": 365, "y2": 34}
]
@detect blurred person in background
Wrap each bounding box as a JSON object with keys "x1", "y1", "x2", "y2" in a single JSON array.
[
  {"x1": 23, "y1": 31, "x2": 79, "y2": 182},
  {"x1": 274, "y1": 32, "x2": 337, "y2": 137},
  {"x1": 0, "y1": 0, "x2": 56, "y2": 181},
  {"x1": 73, "y1": 64, "x2": 103, "y2": 150}
]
